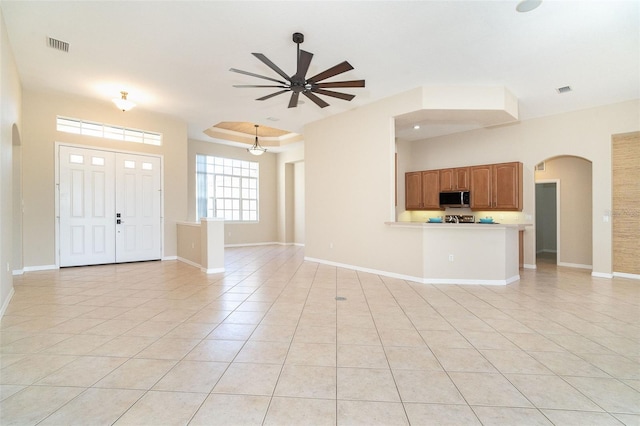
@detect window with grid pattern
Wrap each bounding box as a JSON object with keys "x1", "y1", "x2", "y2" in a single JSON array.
[
  {"x1": 196, "y1": 155, "x2": 259, "y2": 222},
  {"x1": 56, "y1": 116, "x2": 162, "y2": 146}
]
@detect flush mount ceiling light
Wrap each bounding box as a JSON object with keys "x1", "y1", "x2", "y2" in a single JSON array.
[
  {"x1": 113, "y1": 91, "x2": 136, "y2": 112},
  {"x1": 248, "y1": 124, "x2": 267, "y2": 156},
  {"x1": 413, "y1": 125, "x2": 421, "y2": 130}
]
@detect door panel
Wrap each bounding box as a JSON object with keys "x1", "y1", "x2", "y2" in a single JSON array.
[
  {"x1": 115, "y1": 153, "x2": 162, "y2": 263},
  {"x1": 59, "y1": 146, "x2": 116, "y2": 266}
]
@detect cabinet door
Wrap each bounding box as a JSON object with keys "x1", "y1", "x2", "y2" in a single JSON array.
[
  {"x1": 422, "y1": 170, "x2": 441, "y2": 209},
  {"x1": 439, "y1": 168, "x2": 454, "y2": 192},
  {"x1": 455, "y1": 167, "x2": 470, "y2": 191},
  {"x1": 405, "y1": 172, "x2": 423, "y2": 210},
  {"x1": 470, "y1": 165, "x2": 492, "y2": 209},
  {"x1": 493, "y1": 162, "x2": 522, "y2": 210}
]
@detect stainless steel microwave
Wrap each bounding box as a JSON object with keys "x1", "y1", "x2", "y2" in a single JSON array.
[{"x1": 439, "y1": 191, "x2": 470, "y2": 208}]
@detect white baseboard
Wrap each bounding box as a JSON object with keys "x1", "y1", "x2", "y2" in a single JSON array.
[
  {"x1": 23, "y1": 264, "x2": 58, "y2": 272},
  {"x1": 558, "y1": 262, "x2": 592, "y2": 270},
  {"x1": 423, "y1": 275, "x2": 519, "y2": 286},
  {"x1": 177, "y1": 257, "x2": 201, "y2": 269},
  {"x1": 304, "y1": 256, "x2": 424, "y2": 284},
  {"x1": 162, "y1": 256, "x2": 178, "y2": 261},
  {"x1": 523, "y1": 263, "x2": 537, "y2": 269},
  {"x1": 12, "y1": 269, "x2": 24, "y2": 276},
  {"x1": 0, "y1": 287, "x2": 15, "y2": 319},
  {"x1": 613, "y1": 272, "x2": 640, "y2": 280},
  {"x1": 201, "y1": 267, "x2": 225, "y2": 274},
  {"x1": 592, "y1": 271, "x2": 614, "y2": 279},
  {"x1": 225, "y1": 241, "x2": 280, "y2": 248},
  {"x1": 304, "y1": 257, "x2": 517, "y2": 286}
]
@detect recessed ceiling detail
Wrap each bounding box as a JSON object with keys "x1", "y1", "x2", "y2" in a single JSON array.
[
  {"x1": 203, "y1": 121, "x2": 303, "y2": 149},
  {"x1": 395, "y1": 86, "x2": 520, "y2": 142}
]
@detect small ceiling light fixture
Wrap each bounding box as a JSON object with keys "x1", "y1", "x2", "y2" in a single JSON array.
[
  {"x1": 113, "y1": 91, "x2": 136, "y2": 112},
  {"x1": 516, "y1": 0, "x2": 542, "y2": 13},
  {"x1": 248, "y1": 124, "x2": 267, "y2": 156},
  {"x1": 413, "y1": 125, "x2": 421, "y2": 130}
]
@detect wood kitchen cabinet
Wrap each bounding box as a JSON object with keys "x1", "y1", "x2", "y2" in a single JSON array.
[
  {"x1": 440, "y1": 167, "x2": 470, "y2": 191},
  {"x1": 470, "y1": 162, "x2": 523, "y2": 211},
  {"x1": 405, "y1": 170, "x2": 442, "y2": 210}
]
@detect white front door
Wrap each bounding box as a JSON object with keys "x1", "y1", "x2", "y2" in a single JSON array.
[
  {"x1": 59, "y1": 146, "x2": 116, "y2": 266},
  {"x1": 59, "y1": 146, "x2": 162, "y2": 267},
  {"x1": 115, "y1": 153, "x2": 162, "y2": 263}
]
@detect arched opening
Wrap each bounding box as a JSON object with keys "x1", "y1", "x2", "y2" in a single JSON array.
[
  {"x1": 12, "y1": 124, "x2": 23, "y2": 274},
  {"x1": 534, "y1": 155, "x2": 593, "y2": 269}
]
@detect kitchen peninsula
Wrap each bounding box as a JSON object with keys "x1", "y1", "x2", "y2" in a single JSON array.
[{"x1": 386, "y1": 221, "x2": 527, "y2": 285}]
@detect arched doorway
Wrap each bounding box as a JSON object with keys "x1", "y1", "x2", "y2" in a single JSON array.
[{"x1": 534, "y1": 155, "x2": 593, "y2": 269}]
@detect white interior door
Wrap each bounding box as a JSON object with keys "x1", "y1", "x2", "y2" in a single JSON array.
[
  {"x1": 115, "y1": 153, "x2": 162, "y2": 262},
  {"x1": 59, "y1": 146, "x2": 116, "y2": 266},
  {"x1": 59, "y1": 146, "x2": 162, "y2": 267}
]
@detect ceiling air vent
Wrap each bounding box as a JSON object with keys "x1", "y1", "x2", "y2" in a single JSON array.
[
  {"x1": 556, "y1": 85, "x2": 572, "y2": 94},
  {"x1": 47, "y1": 36, "x2": 69, "y2": 53}
]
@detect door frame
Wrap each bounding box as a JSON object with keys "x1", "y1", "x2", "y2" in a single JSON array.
[
  {"x1": 55, "y1": 142, "x2": 165, "y2": 267},
  {"x1": 534, "y1": 179, "x2": 560, "y2": 265}
]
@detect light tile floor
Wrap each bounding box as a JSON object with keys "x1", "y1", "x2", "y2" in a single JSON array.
[{"x1": 1, "y1": 245, "x2": 639, "y2": 425}]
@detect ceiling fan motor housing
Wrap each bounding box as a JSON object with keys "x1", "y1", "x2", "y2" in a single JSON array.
[{"x1": 292, "y1": 32, "x2": 304, "y2": 44}]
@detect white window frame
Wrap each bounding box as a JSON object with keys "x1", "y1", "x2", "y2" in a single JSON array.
[
  {"x1": 56, "y1": 116, "x2": 162, "y2": 146},
  {"x1": 196, "y1": 154, "x2": 259, "y2": 222}
]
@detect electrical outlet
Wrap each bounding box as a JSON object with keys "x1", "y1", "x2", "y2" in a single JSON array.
[
  {"x1": 448, "y1": 254, "x2": 454, "y2": 262},
  {"x1": 191, "y1": 242, "x2": 195, "y2": 249},
  {"x1": 329, "y1": 243, "x2": 334, "y2": 249}
]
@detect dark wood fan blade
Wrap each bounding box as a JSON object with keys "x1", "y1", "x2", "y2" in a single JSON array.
[
  {"x1": 316, "y1": 80, "x2": 365, "y2": 88},
  {"x1": 294, "y1": 50, "x2": 313, "y2": 80},
  {"x1": 233, "y1": 85, "x2": 289, "y2": 88},
  {"x1": 252, "y1": 53, "x2": 292, "y2": 82},
  {"x1": 229, "y1": 68, "x2": 287, "y2": 85},
  {"x1": 302, "y1": 91, "x2": 329, "y2": 108},
  {"x1": 288, "y1": 92, "x2": 300, "y2": 108},
  {"x1": 307, "y1": 61, "x2": 354, "y2": 83},
  {"x1": 256, "y1": 90, "x2": 290, "y2": 101},
  {"x1": 312, "y1": 88, "x2": 355, "y2": 101}
]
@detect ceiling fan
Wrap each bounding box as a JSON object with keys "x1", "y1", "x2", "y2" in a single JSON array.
[{"x1": 230, "y1": 32, "x2": 365, "y2": 109}]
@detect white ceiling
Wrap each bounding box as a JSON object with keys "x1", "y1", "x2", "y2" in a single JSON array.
[{"x1": 2, "y1": 0, "x2": 638, "y2": 144}]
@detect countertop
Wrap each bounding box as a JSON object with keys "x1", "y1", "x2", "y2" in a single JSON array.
[{"x1": 385, "y1": 221, "x2": 531, "y2": 230}]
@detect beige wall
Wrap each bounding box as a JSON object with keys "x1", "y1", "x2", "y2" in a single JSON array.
[
  {"x1": 276, "y1": 144, "x2": 304, "y2": 244},
  {"x1": 187, "y1": 139, "x2": 278, "y2": 245},
  {"x1": 294, "y1": 161, "x2": 305, "y2": 245},
  {"x1": 307, "y1": 86, "x2": 638, "y2": 278},
  {"x1": 21, "y1": 90, "x2": 188, "y2": 268},
  {"x1": 305, "y1": 88, "x2": 425, "y2": 278},
  {"x1": 1, "y1": 8, "x2": 22, "y2": 313},
  {"x1": 536, "y1": 156, "x2": 592, "y2": 267}
]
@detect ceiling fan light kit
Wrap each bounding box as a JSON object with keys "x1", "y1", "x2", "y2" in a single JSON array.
[{"x1": 231, "y1": 33, "x2": 365, "y2": 109}]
